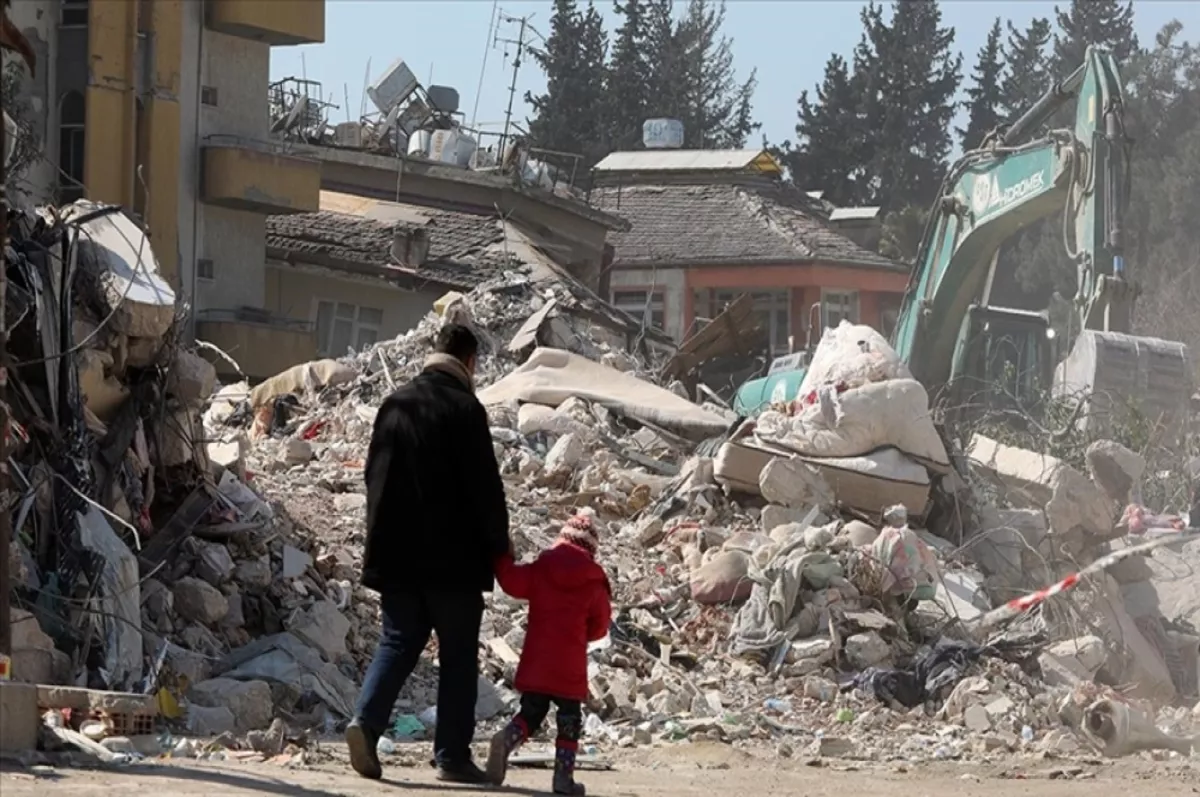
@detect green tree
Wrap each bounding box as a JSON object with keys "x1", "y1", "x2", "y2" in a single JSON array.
[
  {"x1": 857, "y1": 0, "x2": 962, "y2": 210},
  {"x1": 999, "y1": 17, "x2": 1053, "y2": 123},
  {"x1": 642, "y1": 0, "x2": 758, "y2": 148},
  {"x1": 958, "y1": 18, "x2": 1004, "y2": 151},
  {"x1": 783, "y1": 53, "x2": 870, "y2": 205},
  {"x1": 606, "y1": 0, "x2": 650, "y2": 151},
  {"x1": 1053, "y1": 0, "x2": 1138, "y2": 71},
  {"x1": 1120, "y1": 20, "x2": 1200, "y2": 354},
  {"x1": 526, "y1": 0, "x2": 608, "y2": 166}
]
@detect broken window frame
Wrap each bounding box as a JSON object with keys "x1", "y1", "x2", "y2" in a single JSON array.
[
  {"x1": 822, "y1": 289, "x2": 860, "y2": 330},
  {"x1": 712, "y1": 289, "x2": 791, "y2": 358},
  {"x1": 315, "y1": 300, "x2": 384, "y2": 356},
  {"x1": 611, "y1": 289, "x2": 665, "y2": 332}
]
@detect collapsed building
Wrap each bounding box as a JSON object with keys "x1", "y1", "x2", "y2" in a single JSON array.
[{"x1": 5, "y1": 193, "x2": 1200, "y2": 765}]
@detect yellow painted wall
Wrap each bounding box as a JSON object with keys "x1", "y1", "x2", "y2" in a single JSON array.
[
  {"x1": 146, "y1": 0, "x2": 183, "y2": 287},
  {"x1": 264, "y1": 264, "x2": 441, "y2": 353},
  {"x1": 85, "y1": 0, "x2": 138, "y2": 207},
  {"x1": 84, "y1": 0, "x2": 182, "y2": 286},
  {"x1": 196, "y1": 319, "x2": 317, "y2": 381}
]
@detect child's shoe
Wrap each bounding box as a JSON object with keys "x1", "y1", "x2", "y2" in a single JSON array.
[
  {"x1": 552, "y1": 742, "x2": 585, "y2": 795},
  {"x1": 486, "y1": 719, "x2": 527, "y2": 785}
]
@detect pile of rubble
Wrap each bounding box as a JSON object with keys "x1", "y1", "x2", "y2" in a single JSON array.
[
  {"x1": 191, "y1": 287, "x2": 1200, "y2": 763},
  {"x1": 7, "y1": 203, "x2": 1200, "y2": 766}
]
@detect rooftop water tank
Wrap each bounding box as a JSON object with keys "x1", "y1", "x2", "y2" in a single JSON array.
[{"x1": 643, "y1": 118, "x2": 685, "y2": 149}]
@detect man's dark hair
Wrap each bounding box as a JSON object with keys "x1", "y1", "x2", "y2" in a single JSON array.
[{"x1": 432, "y1": 323, "x2": 479, "y2": 362}]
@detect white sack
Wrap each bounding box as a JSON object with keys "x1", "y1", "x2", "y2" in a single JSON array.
[
  {"x1": 799, "y1": 320, "x2": 910, "y2": 397},
  {"x1": 756, "y1": 378, "x2": 949, "y2": 469}
]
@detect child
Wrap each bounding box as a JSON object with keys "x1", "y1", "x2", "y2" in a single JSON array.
[{"x1": 487, "y1": 508, "x2": 612, "y2": 795}]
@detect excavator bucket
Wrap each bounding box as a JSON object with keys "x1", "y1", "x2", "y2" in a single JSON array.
[{"x1": 1054, "y1": 330, "x2": 1193, "y2": 443}]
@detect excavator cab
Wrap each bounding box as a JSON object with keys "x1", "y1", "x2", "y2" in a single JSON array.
[{"x1": 947, "y1": 305, "x2": 1056, "y2": 419}]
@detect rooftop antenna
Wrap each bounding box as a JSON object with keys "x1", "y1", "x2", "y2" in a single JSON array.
[
  {"x1": 470, "y1": 0, "x2": 500, "y2": 131},
  {"x1": 494, "y1": 10, "x2": 536, "y2": 156},
  {"x1": 359, "y1": 57, "x2": 371, "y2": 120}
]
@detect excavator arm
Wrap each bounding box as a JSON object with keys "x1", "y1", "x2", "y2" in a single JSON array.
[
  {"x1": 893, "y1": 45, "x2": 1176, "y2": 413},
  {"x1": 733, "y1": 47, "x2": 1190, "y2": 427}
]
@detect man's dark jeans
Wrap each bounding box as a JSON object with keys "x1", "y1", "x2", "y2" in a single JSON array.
[{"x1": 354, "y1": 589, "x2": 484, "y2": 765}]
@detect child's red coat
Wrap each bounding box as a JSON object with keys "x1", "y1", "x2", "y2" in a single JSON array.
[{"x1": 495, "y1": 540, "x2": 612, "y2": 702}]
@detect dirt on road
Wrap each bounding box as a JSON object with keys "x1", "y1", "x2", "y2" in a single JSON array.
[{"x1": 3, "y1": 742, "x2": 1199, "y2": 797}]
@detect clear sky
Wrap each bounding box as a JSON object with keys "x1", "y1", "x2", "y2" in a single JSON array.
[{"x1": 271, "y1": 1, "x2": 1200, "y2": 149}]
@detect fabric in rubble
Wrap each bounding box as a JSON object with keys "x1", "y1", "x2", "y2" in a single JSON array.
[
  {"x1": 868, "y1": 522, "x2": 939, "y2": 601},
  {"x1": 732, "y1": 526, "x2": 843, "y2": 655},
  {"x1": 854, "y1": 641, "x2": 992, "y2": 708},
  {"x1": 476, "y1": 347, "x2": 730, "y2": 442}
]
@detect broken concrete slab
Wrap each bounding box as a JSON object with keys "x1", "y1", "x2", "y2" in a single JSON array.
[
  {"x1": 173, "y1": 576, "x2": 230, "y2": 625},
  {"x1": 188, "y1": 677, "x2": 274, "y2": 733},
  {"x1": 10, "y1": 608, "x2": 68, "y2": 685},
  {"x1": 968, "y1": 435, "x2": 1063, "y2": 508},
  {"x1": 64, "y1": 200, "x2": 177, "y2": 340},
  {"x1": 186, "y1": 704, "x2": 237, "y2": 737},
  {"x1": 1045, "y1": 464, "x2": 1117, "y2": 541},
  {"x1": 167, "y1": 350, "x2": 218, "y2": 404},
  {"x1": 0, "y1": 682, "x2": 39, "y2": 753},
  {"x1": 37, "y1": 684, "x2": 158, "y2": 714},
  {"x1": 286, "y1": 600, "x2": 351, "y2": 661},
  {"x1": 844, "y1": 631, "x2": 891, "y2": 669},
  {"x1": 78, "y1": 348, "x2": 130, "y2": 422},
  {"x1": 1086, "y1": 440, "x2": 1145, "y2": 506},
  {"x1": 222, "y1": 632, "x2": 358, "y2": 719},
  {"x1": 280, "y1": 545, "x2": 312, "y2": 579}
]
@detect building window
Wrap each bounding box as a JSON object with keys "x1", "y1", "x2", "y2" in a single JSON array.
[
  {"x1": 714, "y1": 289, "x2": 791, "y2": 357},
  {"x1": 58, "y1": 91, "x2": 86, "y2": 204},
  {"x1": 315, "y1": 301, "x2": 383, "y2": 356},
  {"x1": 61, "y1": 0, "x2": 89, "y2": 27},
  {"x1": 612, "y1": 290, "x2": 665, "y2": 331},
  {"x1": 196, "y1": 258, "x2": 215, "y2": 281},
  {"x1": 822, "y1": 290, "x2": 859, "y2": 329},
  {"x1": 201, "y1": 86, "x2": 219, "y2": 107}
]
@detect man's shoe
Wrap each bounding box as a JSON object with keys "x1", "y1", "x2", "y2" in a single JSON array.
[
  {"x1": 436, "y1": 758, "x2": 490, "y2": 784},
  {"x1": 345, "y1": 720, "x2": 383, "y2": 780}
]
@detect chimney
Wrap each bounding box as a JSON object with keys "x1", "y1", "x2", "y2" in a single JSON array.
[{"x1": 390, "y1": 225, "x2": 431, "y2": 268}]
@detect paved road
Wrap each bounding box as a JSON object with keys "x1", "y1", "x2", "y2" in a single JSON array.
[{"x1": 3, "y1": 756, "x2": 1199, "y2": 797}]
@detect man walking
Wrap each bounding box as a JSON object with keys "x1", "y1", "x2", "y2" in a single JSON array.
[{"x1": 346, "y1": 323, "x2": 511, "y2": 783}]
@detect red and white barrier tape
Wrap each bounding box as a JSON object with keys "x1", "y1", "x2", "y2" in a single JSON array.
[{"x1": 971, "y1": 522, "x2": 1199, "y2": 631}]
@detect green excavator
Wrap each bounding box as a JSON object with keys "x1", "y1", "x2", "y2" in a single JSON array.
[{"x1": 734, "y1": 46, "x2": 1193, "y2": 427}]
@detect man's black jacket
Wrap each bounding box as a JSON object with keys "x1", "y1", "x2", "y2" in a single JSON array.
[{"x1": 362, "y1": 368, "x2": 511, "y2": 593}]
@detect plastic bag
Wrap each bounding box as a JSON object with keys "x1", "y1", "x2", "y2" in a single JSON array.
[{"x1": 799, "y1": 320, "x2": 911, "y2": 397}]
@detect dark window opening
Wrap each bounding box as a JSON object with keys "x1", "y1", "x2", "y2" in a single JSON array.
[
  {"x1": 58, "y1": 91, "x2": 86, "y2": 204},
  {"x1": 61, "y1": 0, "x2": 89, "y2": 27}
]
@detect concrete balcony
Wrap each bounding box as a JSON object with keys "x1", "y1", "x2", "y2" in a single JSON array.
[
  {"x1": 202, "y1": 137, "x2": 321, "y2": 215},
  {"x1": 195, "y1": 309, "x2": 317, "y2": 381},
  {"x1": 206, "y1": 0, "x2": 325, "y2": 46}
]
